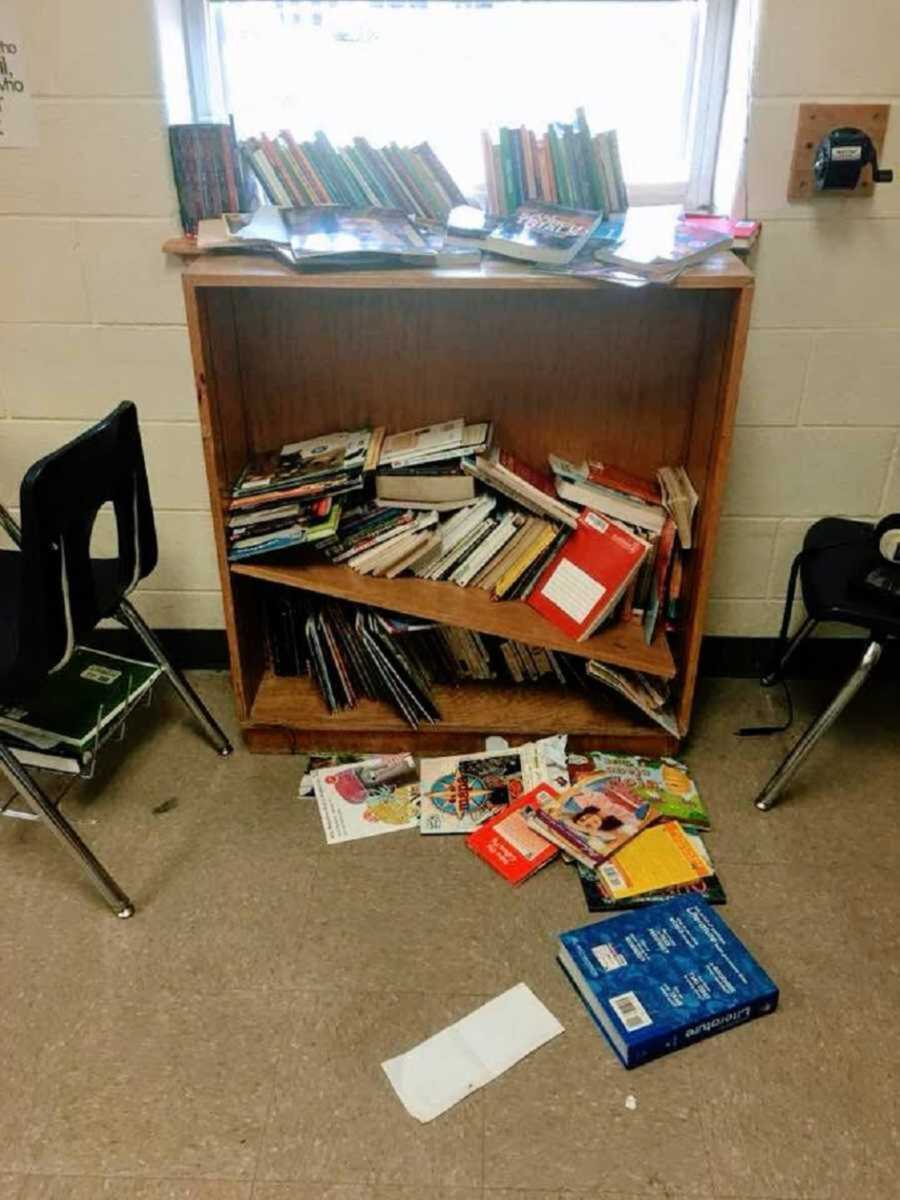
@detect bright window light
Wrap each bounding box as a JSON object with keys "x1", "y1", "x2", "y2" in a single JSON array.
[{"x1": 185, "y1": 0, "x2": 735, "y2": 207}]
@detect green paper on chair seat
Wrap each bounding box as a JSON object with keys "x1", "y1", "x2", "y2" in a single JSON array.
[{"x1": 0, "y1": 648, "x2": 161, "y2": 749}]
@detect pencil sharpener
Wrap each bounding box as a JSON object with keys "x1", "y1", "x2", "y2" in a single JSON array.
[{"x1": 814, "y1": 127, "x2": 894, "y2": 191}]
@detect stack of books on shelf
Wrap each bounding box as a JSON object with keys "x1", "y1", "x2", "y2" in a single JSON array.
[
  {"x1": 265, "y1": 591, "x2": 587, "y2": 726},
  {"x1": 239, "y1": 129, "x2": 466, "y2": 221},
  {"x1": 481, "y1": 108, "x2": 628, "y2": 217},
  {"x1": 230, "y1": 418, "x2": 699, "y2": 736},
  {"x1": 227, "y1": 428, "x2": 383, "y2": 561}
]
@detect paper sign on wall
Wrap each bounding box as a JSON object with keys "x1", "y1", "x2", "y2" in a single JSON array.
[{"x1": 0, "y1": 2, "x2": 37, "y2": 147}]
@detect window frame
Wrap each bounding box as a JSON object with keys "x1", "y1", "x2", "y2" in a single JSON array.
[{"x1": 179, "y1": 0, "x2": 737, "y2": 210}]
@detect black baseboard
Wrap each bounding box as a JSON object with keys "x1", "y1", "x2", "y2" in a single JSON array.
[{"x1": 92, "y1": 627, "x2": 894, "y2": 681}]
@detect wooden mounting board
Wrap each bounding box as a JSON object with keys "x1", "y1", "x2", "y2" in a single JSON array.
[{"x1": 788, "y1": 103, "x2": 890, "y2": 200}]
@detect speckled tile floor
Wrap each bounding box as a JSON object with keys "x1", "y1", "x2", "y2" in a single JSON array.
[{"x1": 1, "y1": 671, "x2": 897, "y2": 1200}]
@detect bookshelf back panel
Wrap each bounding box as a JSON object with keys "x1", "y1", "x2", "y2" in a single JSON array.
[{"x1": 219, "y1": 285, "x2": 732, "y2": 487}]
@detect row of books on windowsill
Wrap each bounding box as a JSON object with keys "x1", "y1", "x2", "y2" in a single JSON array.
[{"x1": 226, "y1": 418, "x2": 698, "y2": 653}]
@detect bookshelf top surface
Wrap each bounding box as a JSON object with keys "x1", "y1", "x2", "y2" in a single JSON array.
[{"x1": 165, "y1": 239, "x2": 753, "y2": 291}]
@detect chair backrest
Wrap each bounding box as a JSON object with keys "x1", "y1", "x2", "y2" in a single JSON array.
[{"x1": 17, "y1": 402, "x2": 158, "y2": 680}]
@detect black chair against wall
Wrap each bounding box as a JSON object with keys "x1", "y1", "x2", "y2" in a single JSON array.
[
  {"x1": 0, "y1": 402, "x2": 232, "y2": 917},
  {"x1": 754, "y1": 516, "x2": 897, "y2": 811}
]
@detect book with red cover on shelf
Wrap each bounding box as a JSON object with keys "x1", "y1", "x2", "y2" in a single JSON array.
[{"x1": 527, "y1": 510, "x2": 649, "y2": 642}]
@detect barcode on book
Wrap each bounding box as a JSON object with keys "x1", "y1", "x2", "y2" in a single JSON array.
[
  {"x1": 610, "y1": 991, "x2": 652, "y2": 1031},
  {"x1": 600, "y1": 862, "x2": 625, "y2": 891}
]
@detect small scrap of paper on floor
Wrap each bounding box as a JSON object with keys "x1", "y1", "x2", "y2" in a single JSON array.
[{"x1": 381, "y1": 982, "x2": 564, "y2": 1123}]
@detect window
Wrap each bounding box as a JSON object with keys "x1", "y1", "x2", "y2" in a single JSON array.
[{"x1": 177, "y1": 0, "x2": 737, "y2": 209}]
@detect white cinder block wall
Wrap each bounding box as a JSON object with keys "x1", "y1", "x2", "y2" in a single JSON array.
[{"x1": 1, "y1": 0, "x2": 898, "y2": 637}]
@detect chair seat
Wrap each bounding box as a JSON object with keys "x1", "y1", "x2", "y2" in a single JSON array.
[{"x1": 801, "y1": 517, "x2": 900, "y2": 636}]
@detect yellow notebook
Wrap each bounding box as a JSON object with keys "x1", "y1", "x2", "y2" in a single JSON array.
[{"x1": 596, "y1": 821, "x2": 713, "y2": 901}]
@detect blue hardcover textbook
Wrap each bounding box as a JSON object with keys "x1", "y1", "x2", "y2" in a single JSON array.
[{"x1": 557, "y1": 895, "x2": 778, "y2": 1068}]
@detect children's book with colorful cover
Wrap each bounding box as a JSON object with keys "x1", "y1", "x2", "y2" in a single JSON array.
[
  {"x1": 577, "y1": 826, "x2": 726, "y2": 912},
  {"x1": 592, "y1": 820, "x2": 713, "y2": 901},
  {"x1": 466, "y1": 783, "x2": 560, "y2": 884},
  {"x1": 419, "y1": 736, "x2": 566, "y2": 834},
  {"x1": 566, "y1": 751, "x2": 709, "y2": 828},
  {"x1": 523, "y1": 770, "x2": 660, "y2": 868},
  {"x1": 312, "y1": 754, "x2": 420, "y2": 844},
  {"x1": 557, "y1": 896, "x2": 778, "y2": 1068}
]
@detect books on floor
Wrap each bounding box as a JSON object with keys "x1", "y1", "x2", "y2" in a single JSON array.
[
  {"x1": 590, "y1": 820, "x2": 713, "y2": 902},
  {"x1": 311, "y1": 753, "x2": 420, "y2": 843},
  {"x1": 465, "y1": 782, "x2": 560, "y2": 884},
  {"x1": 557, "y1": 896, "x2": 778, "y2": 1068},
  {"x1": 0, "y1": 648, "x2": 161, "y2": 769},
  {"x1": 418, "y1": 735, "x2": 565, "y2": 834},
  {"x1": 578, "y1": 826, "x2": 726, "y2": 912},
  {"x1": 522, "y1": 769, "x2": 660, "y2": 868},
  {"x1": 566, "y1": 751, "x2": 710, "y2": 828},
  {"x1": 527, "y1": 510, "x2": 649, "y2": 642}
]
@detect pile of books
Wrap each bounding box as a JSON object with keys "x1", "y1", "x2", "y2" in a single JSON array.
[
  {"x1": 169, "y1": 121, "x2": 253, "y2": 235},
  {"x1": 196, "y1": 205, "x2": 480, "y2": 271},
  {"x1": 227, "y1": 428, "x2": 383, "y2": 560},
  {"x1": 265, "y1": 592, "x2": 587, "y2": 726},
  {"x1": 301, "y1": 743, "x2": 779, "y2": 1069},
  {"x1": 0, "y1": 648, "x2": 161, "y2": 776},
  {"x1": 240, "y1": 130, "x2": 466, "y2": 222},
  {"x1": 481, "y1": 109, "x2": 627, "y2": 218}
]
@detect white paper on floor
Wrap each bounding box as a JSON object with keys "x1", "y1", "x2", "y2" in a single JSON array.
[{"x1": 381, "y1": 982, "x2": 564, "y2": 1123}]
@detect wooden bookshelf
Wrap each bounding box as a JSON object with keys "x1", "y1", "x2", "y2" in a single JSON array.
[{"x1": 172, "y1": 248, "x2": 753, "y2": 755}]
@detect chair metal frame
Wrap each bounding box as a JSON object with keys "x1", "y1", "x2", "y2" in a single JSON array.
[{"x1": 0, "y1": 503, "x2": 233, "y2": 917}]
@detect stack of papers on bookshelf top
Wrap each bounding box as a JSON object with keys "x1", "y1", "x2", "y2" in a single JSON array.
[
  {"x1": 590, "y1": 205, "x2": 732, "y2": 281},
  {"x1": 198, "y1": 206, "x2": 442, "y2": 269}
]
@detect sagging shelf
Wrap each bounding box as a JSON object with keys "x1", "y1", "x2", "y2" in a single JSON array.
[
  {"x1": 230, "y1": 557, "x2": 676, "y2": 679},
  {"x1": 247, "y1": 671, "x2": 677, "y2": 757}
]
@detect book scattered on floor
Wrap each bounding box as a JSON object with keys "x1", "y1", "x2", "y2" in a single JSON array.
[
  {"x1": 592, "y1": 820, "x2": 713, "y2": 902},
  {"x1": 557, "y1": 896, "x2": 778, "y2": 1068},
  {"x1": 481, "y1": 110, "x2": 627, "y2": 216},
  {"x1": 527, "y1": 511, "x2": 649, "y2": 642},
  {"x1": 578, "y1": 826, "x2": 727, "y2": 912},
  {"x1": 298, "y1": 751, "x2": 369, "y2": 797},
  {"x1": 418, "y1": 735, "x2": 565, "y2": 835},
  {"x1": 0, "y1": 649, "x2": 161, "y2": 762},
  {"x1": 382, "y1": 983, "x2": 564, "y2": 1122},
  {"x1": 566, "y1": 752, "x2": 710, "y2": 828},
  {"x1": 523, "y1": 769, "x2": 660, "y2": 869},
  {"x1": 466, "y1": 783, "x2": 560, "y2": 884},
  {"x1": 311, "y1": 753, "x2": 420, "y2": 843}
]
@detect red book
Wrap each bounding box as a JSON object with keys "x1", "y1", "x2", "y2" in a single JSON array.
[
  {"x1": 527, "y1": 510, "x2": 649, "y2": 642},
  {"x1": 466, "y1": 783, "x2": 560, "y2": 884},
  {"x1": 585, "y1": 460, "x2": 661, "y2": 506}
]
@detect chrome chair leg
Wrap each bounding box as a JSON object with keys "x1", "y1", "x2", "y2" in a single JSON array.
[
  {"x1": 116, "y1": 599, "x2": 233, "y2": 757},
  {"x1": 755, "y1": 639, "x2": 883, "y2": 812},
  {"x1": 761, "y1": 615, "x2": 818, "y2": 686},
  {"x1": 0, "y1": 743, "x2": 135, "y2": 917}
]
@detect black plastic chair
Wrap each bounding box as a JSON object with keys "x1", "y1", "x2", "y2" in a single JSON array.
[
  {"x1": 0, "y1": 402, "x2": 232, "y2": 916},
  {"x1": 754, "y1": 516, "x2": 896, "y2": 811}
]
